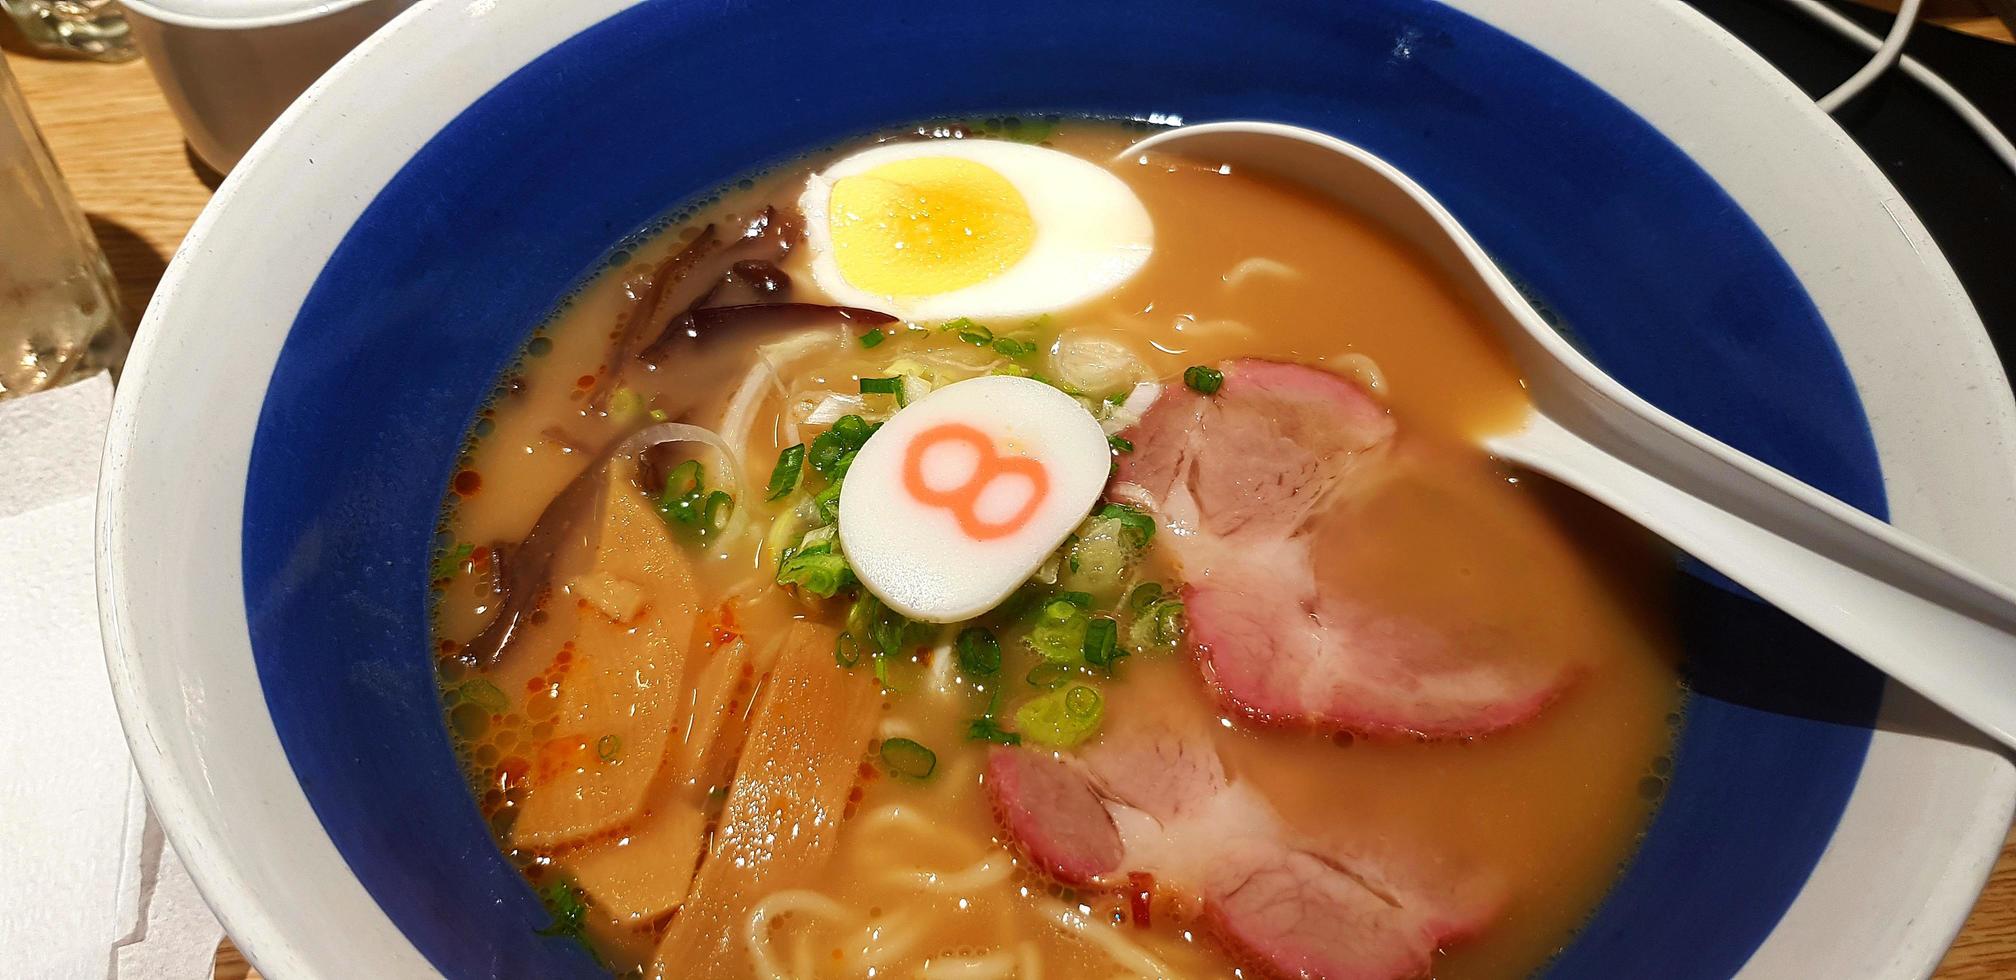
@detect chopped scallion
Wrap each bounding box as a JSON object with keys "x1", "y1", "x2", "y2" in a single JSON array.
[
  {"x1": 596, "y1": 734, "x2": 621, "y2": 761},
  {"x1": 957, "y1": 323, "x2": 995, "y2": 346},
  {"x1": 1083, "y1": 617, "x2": 1122, "y2": 670},
  {"x1": 1184, "y1": 365, "x2": 1225, "y2": 395},
  {"x1": 701, "y1": 490, "x2": 733, "y2": 533},
  {"x1": 966, "y1": 716, "x2": 1022, "y2": 745},
  {"x1": 860, "y1": 330, "x2": 886, "y2": 348},
  {"x1": 456, "y1": 678, "x2": 509, "y2": 713},
  {"x1": 432, "y1": 542, "x2": 475, "y2": 581},
  {"x1": 1127, "y1": 582, "x2": 1164, "y2": 614},
  {"x1": 992, "y1": 336, "x2": 1038, "y2": 358},
  {"x1": 1026, "y1": 661, "x2": 1070, "y2": 689},
  {"x1": 956, "y1": 627, "x2": 1002, "y2": 675},
  {"x1": 765, "y1": 444, "x2": 805, "y2": 501},
  {"x1": 1015, "y1": 683, "x2": 1105, "y2": 747},
  {"x1": 859, "y1": 376, "x2": 903, "y2": 396},
  {"x1": 879, "y1": 737, "x2": 938, "y2": 779},
  {"x1": 1096, "y1": 503, "x2": 1156, "y2": 548},
  {"x1": 835, "y1": 631, "x2": 863, "y2": 668},
  {"x1": 663, "y1": 460, "x2": 703, "y2": 501},
  {"x1": 777, "y1": 549, "x2": 854, "y2": 597},
  {"x1": 1108, "y1": 434, "x2": 1134, "y2": 454}
]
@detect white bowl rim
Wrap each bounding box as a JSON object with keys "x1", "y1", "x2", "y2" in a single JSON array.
[{"x1": 96, "y1": 0, "x2": 2016, "y2": 977}]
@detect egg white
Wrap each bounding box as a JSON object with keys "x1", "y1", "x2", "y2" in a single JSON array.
[{"x1": 797, "y1": 139, "x2": 1153, "y2": 322}]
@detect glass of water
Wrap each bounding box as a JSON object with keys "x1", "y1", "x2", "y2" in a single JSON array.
[
  {"x1": 0, "y1": 56, "x2": 126, "y2": 400},
  {"x1": 0, "y1": 0, "x2": 136, "y2": 61}
]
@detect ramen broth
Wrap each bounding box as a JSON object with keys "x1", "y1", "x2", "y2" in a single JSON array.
[{"x1": 432, "y1": 124, "x2": 1681, "y2": 978}]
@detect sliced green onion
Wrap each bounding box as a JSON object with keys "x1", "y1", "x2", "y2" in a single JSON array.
[
  {"x1": 860, "y1": 330, "x2": 886, "y2": 349},
  {"x1": 1127, "y1": 582, "x2": 1164, "y2": 613},
  {"x1": 456, "y1": 678, "x2": 509, "y2": 713},
  {"x1": 1065, "y1": 685, "x2": 1101, "y2": 719},
  {"x1": 879, "y1": 737, "x2": 937, "y2": 779},
  {"x1": 662, "y1": 459, "x2": 704, "y2": 501},
  {"x1": 958, "y1": 323, "x2": 995, "y2": 346},
  {"x1": 1015, "y1": 683, "x2": 1104, "y2": 747},
  {"x1": 1056, "y1": 591, "x2": 1094, "y2": 610},
  {"x1": 596, "y1": 734, "x2": 621, "y2": 761},
  {"x1": 832, "y1": 415, "x2": 874, "y2": 447},
  {"x1": 966, "y1": 716, "x2": 1022, "y2": 745},
  {"x1": 432, "y1": 542, "x2": 475, "y2": 581},
  {"x1": 1108, "y1": 434, "x2": 1134, "y2": 454},
  {"x1": 941, "y1": 316, "x2": 982, "y2": 335},
  {"x1": 535, "y1": 882, "x2": 590, "y2": 940},
  {"x1": 765, "y1": 444, "x2": 805, "y2": 501},
  {"x1": 813, "y1": 475, "x2": 845, "y2": 524},
  {"x1": 1152, "y1": 600, "x2": 1186, "y2": 646},
  {"x1": 1029, "y1": 596, "x2": 1091, "y2": 663},
  {"x1": 810, "y1": 415, "x2": 873, "y2": 476},
  {"x1": 1083, "y1": 617, "x2": 1121, "y2": 670},
  {"x1": 1096, "y1": 503, "x2": 1156, "y2": 547},
  {"x1": 1184, "y1": 365, "x2": 1225, "y2": 395},
  {"x1": 701, "y1": 490, "x2": 733, "y2": 534},
  {"x1": 992, "y1": 336, "x2": 1037, "y2": 358},
  {"x1": 956, "y1": 627, "x2": 1002, "y2": 676},
  {"x1": 777, "y1": 550, "x2": 854, "y2": 597},
  {"x1": 1026, "y1": 661, "x2": 1070, "y2": 688},
  {"x1": 835, "y1": 631, "x2": 863, "y2": 668},
  {"x1": 859, "y1": 376, "x2": 903, "y2": 396}
]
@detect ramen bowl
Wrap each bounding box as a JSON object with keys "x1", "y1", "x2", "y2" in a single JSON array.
[{"x1": 98, "y1": 0, "x2": 2016, "y2": 976}]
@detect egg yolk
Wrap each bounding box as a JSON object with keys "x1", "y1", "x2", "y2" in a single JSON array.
[{"x1": 827, "y1": 157, "x2": 1036, "y2": 298}]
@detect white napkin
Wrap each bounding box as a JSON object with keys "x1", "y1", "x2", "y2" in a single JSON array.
[{"x1": 0, "y1": 374, "x2": 227, "y2": 980}]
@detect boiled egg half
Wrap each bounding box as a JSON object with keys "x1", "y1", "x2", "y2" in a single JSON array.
[
  {"x1": 798, "y1": 139, "x2": 1153, "y2": 321},
  {"x1": 838, "y1": 376, "x2": 1111, "y2": 623}
]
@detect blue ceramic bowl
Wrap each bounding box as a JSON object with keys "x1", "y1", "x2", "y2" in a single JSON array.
[{"x1": 99, "y1": 1, "x2": 2016, "y2": 977}]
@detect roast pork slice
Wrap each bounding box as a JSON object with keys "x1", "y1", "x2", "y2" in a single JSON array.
[
  {"x1": 986, "y1": 724, "x2": 1499, "y2": 980},
  {"x1": 1115, "y1": 358, "x2": 1573, "y2": 739}
]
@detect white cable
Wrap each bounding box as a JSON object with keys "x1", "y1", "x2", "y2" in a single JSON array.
[
  {"x1": 1780, "y1": 0, "x2": 2016, "y2": 175},
  {"x1": 1814, "y1": 0, "x2": 1923, "y2": 111}
]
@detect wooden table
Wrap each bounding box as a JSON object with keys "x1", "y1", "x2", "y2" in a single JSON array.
[{"x1": 5, "y1": 5, "x2": 2013, "y2": 977}]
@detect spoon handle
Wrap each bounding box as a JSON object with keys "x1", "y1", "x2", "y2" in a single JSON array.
[{"x1": 1492, "y1": 410, "x2": 2016, "y2": 749}]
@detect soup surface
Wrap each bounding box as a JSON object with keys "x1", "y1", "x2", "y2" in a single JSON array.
[{"x1": 432, "y1": 122, "x2": 1681, "y2": 979}]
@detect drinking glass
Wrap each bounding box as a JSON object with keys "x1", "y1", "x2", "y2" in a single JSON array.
[
  {"x1": 0, "y1": 55, "x2": 126, "y2": 400},
  {"x1": 0, "y1": 0, "x2": 136, "y2": 61}
]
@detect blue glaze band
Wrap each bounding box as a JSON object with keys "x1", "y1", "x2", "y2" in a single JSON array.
[{"x1": 242, "y1": 0, "x2": 1885, "y2": 975}]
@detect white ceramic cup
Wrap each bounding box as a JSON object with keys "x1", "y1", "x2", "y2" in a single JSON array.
[{"x1": 120, "y1": 0, "x2": 417, "y2": 173}]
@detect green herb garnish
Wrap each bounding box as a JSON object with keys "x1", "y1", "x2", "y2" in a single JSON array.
[
  {"x1": 991, "y1": 336, "x2": 1038, "y2": 358},
  {"x1": 456, "y1": 678, "x2": 509, "y2": 713},
  {"x1": 766, "y1": 444, "x2": 805, "y2": 501},
  {"x1": 1184, "y1": 365, "x2": 1225, "y2": 395},
  {"x1": 655, "y1": 460, "x2": 732, "y2": 544},
  {"x1": 1107, "y1": 435, "x2": 1134, "y2": 454},
  {"x1": 776, "y1": 548, "x2": 854, "y2": 597},
  {"x1": 432, "y1": 542, "x2": 475, "y2": 580},
  {"x1": 1026, "y1": 661, "x2": 1071, "y2": 689},
  {"x1": 810, "y1": 415, "x2": 874, "y2": 476},
  {"x1": 860, "y1": 330, "x2": 886, "y2": 349},
  {"x1": 1095, "y1": 503, "x2": 1156, "y2": 548},
  {"x1": 1015, "y1": 683, "x2": 1104, "y2": 747},
  {"x1": 859, "y1": 376, "x2": 903, "y2": 396},
  {"x1": 835, "y1": 631, "x2": 863, "y2": 668},
  {"x1": 956, "y1": 626, "x2": 1003, "y2": 676},
  {"x1": 1083, "y1": 617, "x2": 1122, "y2": 671},
  {"x1": 596, "y1": 734, "x2": 621, "y2": 761},
  {"x1": 535, "y1": 882, "x2": 590, "y2": 940},
  {"x1": 966, "y1": 715, "x2": 1022, "y2": 745},
  {"x1": 879, "y1": 737, "x2": 938, "y2": 779}
]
